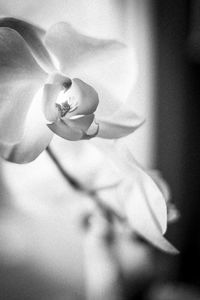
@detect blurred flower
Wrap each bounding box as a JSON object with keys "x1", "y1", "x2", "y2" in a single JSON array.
[
  {"x1": 100, "y1": 153, "x2": 178, "y2": 254},
  {"x1": 110, "y1": 141, "x2": 179, "y2": 253},
  {"x1": 51, "y1": 138, "x2": 178, "y2": 254},
  {"x1": 0, "y1": 17, "x2": 141, "y2": 163}
]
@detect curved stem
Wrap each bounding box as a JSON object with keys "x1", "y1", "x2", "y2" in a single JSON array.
[
  {"x1": 46, "y1": 145, "x2": 126, "y2": 300},
  {"x1": 46, "y1": 145, "x2": 124, "y2": 223},
  {"x1": 46, "y1": 146, "x2": 83, "y2": 191}
]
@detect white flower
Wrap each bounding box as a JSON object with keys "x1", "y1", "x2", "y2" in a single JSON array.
[{"x1": 0, "y1": 18, "x2": 142, "y2": 163}]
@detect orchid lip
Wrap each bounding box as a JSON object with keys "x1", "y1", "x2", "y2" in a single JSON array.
[
  {"x1": 55, "y1": 102, "x2": 71, "y2": 117},
  {"x1": 55, "y1": 83, "x2": 78, "y2": 119},
  {"x1": 55, "y1": 99, "x2": 78, "y2": 119}
]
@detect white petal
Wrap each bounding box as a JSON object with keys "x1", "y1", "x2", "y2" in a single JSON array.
[
  {"x1": 65, "y1": 78, "x2": 99, "y2": 117},
  {"x1": 115, "y1": 142, "x2": 168, "y2": 234},
  {"x1": 48, "y1": 121, "x2": 84, "y2": 141},
  {"x1": 0, "y1": 17, "x2": 55, "y2": 73},
  {"x1": 45, "y1": 22, "x2": 138, "y2": 116},
  {"x1": 0, "y1": 90, "x2": 53, "y2": 163},
  {"x1": 67, "y1": 114, "x2": 95, "y2": 131},
  {"x1": 96, "y1": 106, "x2": 144, "y2": 139},
  {"x1": 0, "y1": 28, "x2": 47, "y2": 145},
  {"x1": 42, "y1": 83, "x2": 62, "y2": 122}
]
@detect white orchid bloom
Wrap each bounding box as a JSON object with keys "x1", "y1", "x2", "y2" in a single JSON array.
[{"x1": 0, "y1": 17, "x2": 141, "y2": 163}]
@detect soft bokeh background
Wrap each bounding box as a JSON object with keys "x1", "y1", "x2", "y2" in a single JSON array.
[{"x1": 0, "y1": 0, "x2": 199, "y2": 299}]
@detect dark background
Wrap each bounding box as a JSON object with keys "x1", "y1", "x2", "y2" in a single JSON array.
[{"x1": 154, "y1": 0, "x2": 200, "y2": 286}]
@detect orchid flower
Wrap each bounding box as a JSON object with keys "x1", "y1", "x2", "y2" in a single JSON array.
[{"x1": 0, "y1": 17, "x2": 142, "y2": 163}]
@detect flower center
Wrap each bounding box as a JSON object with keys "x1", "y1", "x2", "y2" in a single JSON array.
[
  {"x1": 55, "y1": 84, "x2": 78, "y2": 119},
  {"x1": 55, "y1": 102, "x2": 71, "y2": 118}
]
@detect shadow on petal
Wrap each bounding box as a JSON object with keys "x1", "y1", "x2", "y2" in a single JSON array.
[
  {"x1": 0, "y1": 90, "x2": 53, "y2": 163},
  {"x1": 48, "y1": 121, "x2": 83, "y2": 141},
  {"x1": 42, "y1": 83, "x2": 61, "y2": 122},
  {"x1": 0, "y1": 17, "x2": 55, "y2": 73},
  {"x1": 66, "y1": 78, "x2": 99, "y2": 117},
  {"x1": 0, "y1": 28, "x2": 47, "y2": 145}
]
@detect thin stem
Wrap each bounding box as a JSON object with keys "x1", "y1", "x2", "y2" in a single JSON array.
[
  {"x1": 46, "y1": 146, "x2": 83, "y2": 191},
  {"x1": 46, "y1": 145, "x2": 125, "y2": 223},
  {"x1": 46, "y1": 146, "x2": 126, "y2": 300}
]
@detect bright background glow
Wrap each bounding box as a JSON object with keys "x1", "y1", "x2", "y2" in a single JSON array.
[{"x1": 0, "y1": 1, "x2": 156, "y2": 299}]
